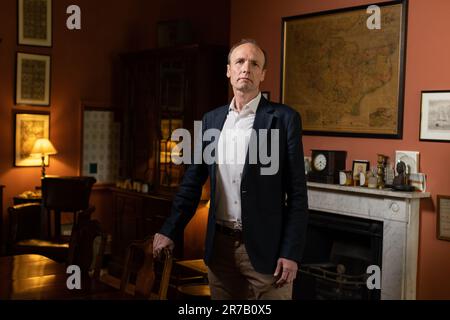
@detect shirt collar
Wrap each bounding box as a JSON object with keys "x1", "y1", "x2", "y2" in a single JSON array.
[{"x1": 229, "y1": 92, "x2": 261, "y2": 114}]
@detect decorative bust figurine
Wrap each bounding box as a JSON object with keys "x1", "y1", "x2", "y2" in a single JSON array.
[{"x1": 392, "y1": 160, "x2": 407, "y2": 186}]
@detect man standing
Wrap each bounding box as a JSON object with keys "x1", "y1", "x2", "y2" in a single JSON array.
[{"x1": 153, "y1": 39, "x2": 308, "y2": 299}]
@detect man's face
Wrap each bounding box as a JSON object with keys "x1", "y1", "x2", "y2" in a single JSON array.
[{"x1": 227, "y1": 43, "x2": 266, "y2": 94}]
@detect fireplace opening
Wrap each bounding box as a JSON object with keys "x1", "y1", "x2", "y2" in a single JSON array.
[{"x1": 294, "y1": 210, "x2": 383, "y2": 300}]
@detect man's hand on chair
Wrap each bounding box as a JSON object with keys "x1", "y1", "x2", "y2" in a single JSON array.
[{"x1": 153, "y1": 233, "x2": 175, "y2": 258}]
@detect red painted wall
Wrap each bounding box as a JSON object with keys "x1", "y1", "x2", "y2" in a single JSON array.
[
  {"x1": 0, "y1": 0, "x2": 160, "y2": 236},
  {"x1": 230, "y1": 0, "x2": 450, "y2": 299},
  {"x1": 0, "y1": 0, "x2": 229, "y2": 245}
]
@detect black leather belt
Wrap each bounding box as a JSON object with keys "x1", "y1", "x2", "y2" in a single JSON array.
[{"x1": 215, "y1": 224, "x2": 242, "y2": 237}]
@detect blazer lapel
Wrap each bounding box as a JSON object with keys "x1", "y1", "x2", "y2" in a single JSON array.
[
  {"x1": 210, "y1": 105, "x2": 229, "y2": 210},
  {"x1": 252, "y1": 97, "x2": 275, "y2": 131},
  {"x1": 241, "y1": 97, "x2": 275, "y2": 182},
  {"x1": 212, "y1": 105, "x2": 229, "y2": 132}
]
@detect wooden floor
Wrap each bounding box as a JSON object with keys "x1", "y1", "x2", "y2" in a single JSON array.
[{"x1": 0, "y1": 254, "x2": 211, "y2": 300}]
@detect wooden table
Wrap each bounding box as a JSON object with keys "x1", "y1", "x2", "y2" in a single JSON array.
[
  {"x1": 175, "y1": 259, "x2": 208, "y2": 276},
  {"x1": 174, "y1": 259, "x2": 210, "y2": 299},
  {"x1": 13, "y1": 195, "x2": 42, "y2": 205},
  {"x1": 0, "y1": 254, "x2": 115, "y2": 300}
]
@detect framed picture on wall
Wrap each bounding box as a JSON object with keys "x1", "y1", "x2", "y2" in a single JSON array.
[
  {"x1": 281, "y1": 0, "x2": 407, "y2": 138},
  {"x1": 420, "y1": 91, "x2": 450, "y2": 142},
  {"x1": 14, "y1": 111, "x2": 50, "y2": 167},
  {"x1": 16, "y1": 52, "x2": 51, "y2": 106},
  {"x1": 18, "y1": 0, "x2": 52, "y2": 46},
  {"x1": 437, "y1": 195, "x2": 450, "y2": 241}
]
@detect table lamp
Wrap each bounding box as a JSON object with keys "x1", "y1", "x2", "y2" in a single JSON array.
[{"x1": 31, "y1": 138, "x2": 58, "y2": 178}]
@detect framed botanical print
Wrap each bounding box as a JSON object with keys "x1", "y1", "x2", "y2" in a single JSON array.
[
  {"x1": 14, "y1": 111, "x2": 50, "y2": 167},
  {"x1": 16, "y1": 52, "x2": 51, "y2": 106},
  {"x1": 18, "y1": 0, "x2": 52, "y2": 46}
]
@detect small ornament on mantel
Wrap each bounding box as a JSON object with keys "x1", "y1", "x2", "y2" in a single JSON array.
[
  {"x1": 376, "y1": 154, "x2": 388, "y2": 189},
  {"x1": 393, "y1": 161, "x2": 407, "y2": 186},
  {"x1": 384, "y1": 164, "x2": 395, "y2": 186},
  {"x1": 392, "y1": 160, "x2": 415, "y2": 191},
  {"x1": 367, "y1": 169, "x2": 378, "y2": 189}
]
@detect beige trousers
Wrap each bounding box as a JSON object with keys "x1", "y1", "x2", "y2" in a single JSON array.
[{"x1": 207, "y1": 231, "x2": 293, "y2": 300}]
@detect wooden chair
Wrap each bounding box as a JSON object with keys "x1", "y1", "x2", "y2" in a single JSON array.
[
  {"x1": 8, "y1": 175, "x2": 96, "y2": 262},
  {"x1": 122, "y1": 236, "x2": 173, "y2": 299},
  {"x1": 98, "y1": 235, "x2": 173, "y2": 300},
  {"x1": 7, "y1": 203, "x2": 95, "y2": 263},
  {"x1": 67, "y1": 217, "x2": 106, "y2": 281},
  {"x1": 41, "y1": 176, "x2": 96, "y2": 240},
  {"x1": 7, "y1": 205, "x2": 111, "y2": 298}
]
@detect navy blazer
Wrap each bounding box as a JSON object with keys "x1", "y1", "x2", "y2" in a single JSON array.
[{"x1": 159, "y1": 96, "x2": 309, "y2": 274}]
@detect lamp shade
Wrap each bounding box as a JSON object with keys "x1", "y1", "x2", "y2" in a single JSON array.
[{"x1": 31, "y1": 138, "x2": 57, "y2": 156}]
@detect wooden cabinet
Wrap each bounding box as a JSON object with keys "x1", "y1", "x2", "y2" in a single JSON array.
[
  {"x1": 110, "y1": 44, "x2": 227, "y2": 275},
  {"x1": 109, "y1": 188, "x2": 182, "y2": 276},
  {"x1": 118, "y1": 44, "x2": 228, "y2": 193}
]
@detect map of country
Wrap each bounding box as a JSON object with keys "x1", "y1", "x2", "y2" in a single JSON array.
[{"x1": 283, "y1": 4, "x2": 403, "y2": 135}]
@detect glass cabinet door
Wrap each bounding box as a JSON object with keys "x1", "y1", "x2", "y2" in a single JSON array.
[
  {"x1": 159, "y1": 59, "x2": 186, "y2": 113},
  {"x1": 158, "y1": 119, "x2": 184, "y2": 188}
]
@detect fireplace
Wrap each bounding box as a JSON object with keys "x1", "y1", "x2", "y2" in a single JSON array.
[
  {"x1": 304, "y1": 182, "x2": 430, "y2": 299},
  {"x1": 294, "y1": 210, "x2": 383, "y2": 300}
]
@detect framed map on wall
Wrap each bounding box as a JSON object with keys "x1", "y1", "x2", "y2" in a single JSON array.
[{"x1": 281, "y1": 0, "x2": 407, "y2": 138}]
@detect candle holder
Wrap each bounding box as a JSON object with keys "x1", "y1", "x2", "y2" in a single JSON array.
[{"x1": 377, "y1": 154, "x2": 388, "y2": 189}]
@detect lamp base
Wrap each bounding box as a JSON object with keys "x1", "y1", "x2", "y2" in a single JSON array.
[{"x1": 41, "y1": 156, "x2": 46, "y2": 178}]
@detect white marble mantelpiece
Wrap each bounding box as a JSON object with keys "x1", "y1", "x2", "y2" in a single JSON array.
[{"x1": 307, "y1": 182, "x2": 430, "y2": 300}]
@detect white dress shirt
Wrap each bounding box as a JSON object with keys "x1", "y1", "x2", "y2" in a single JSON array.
[{"x1": 215, "y1": 92, "x2": 261, "y2": 230}]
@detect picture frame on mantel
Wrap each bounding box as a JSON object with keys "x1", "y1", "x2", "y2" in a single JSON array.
[
  {"x1": 16, "y1": 52, "x2": 51, "y2": 106},
  {"x1": 395, "y1": 150, "x2": 419, "y2": 174},
  {"x1": 18, "y1": 0, "x2": 52, "y2": 47},
  {"x1": 437, "y1": 195, "x2": 450, "y2": 241},
  {"x1": 281, "y1": 0, "x2": 407, "y2": 139},
  {"x1": 352, "y1": 160, "x2": 370, "y2": 180},
  {"x1": 420, "y1": 90, "x2": 450, "y2": 142}
]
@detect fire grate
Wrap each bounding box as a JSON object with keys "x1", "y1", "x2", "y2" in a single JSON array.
[{"x1": 299, "y1": 263, "x2": 369, "y2": 300}]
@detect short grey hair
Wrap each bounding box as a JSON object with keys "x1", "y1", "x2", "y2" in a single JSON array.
[{"x1": 227, "y1": 39, "x2": 267, "y2": 69}]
